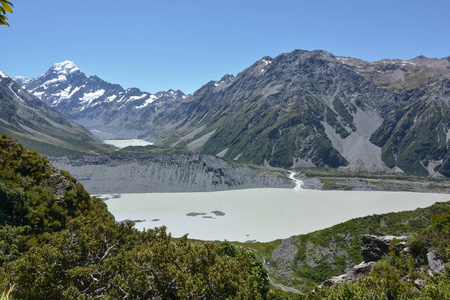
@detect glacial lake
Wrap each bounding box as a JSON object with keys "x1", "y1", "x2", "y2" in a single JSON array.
[
  {"x1": 103, "y1": 139, "x2": 154, "y2": 148},
  {"x1": 104, "y1": 189, "x2": 449, "y2": 242}
]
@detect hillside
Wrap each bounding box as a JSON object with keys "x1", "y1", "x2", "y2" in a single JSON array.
[
  {"x1": 282, "y1": 207, "x2": 450, "y2": 299},
  {"x1": 0, "y1": 71, "x2": 114, "y2": 156},
  {"x1": 242, "y1": 200, "x2": 450, "y2": 294}
]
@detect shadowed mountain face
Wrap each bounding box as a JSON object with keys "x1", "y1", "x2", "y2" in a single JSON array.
[
  {"x1": 0, "y1": 71, "x2": 114, "y2": 156},
  {"x1": 15, "y1": 51, "x2": 450, "y2": 176}
]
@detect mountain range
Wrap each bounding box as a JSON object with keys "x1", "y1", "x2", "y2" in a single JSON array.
[
  {"x1": 0, "y1": 70, "x2": 113, "y2": 156},
  {"x1": 14, "y1": 61, "x2": 185, "y2": 140},
  {"x1": 10, "y1": 49, "x2": 450, "y2": 177}
]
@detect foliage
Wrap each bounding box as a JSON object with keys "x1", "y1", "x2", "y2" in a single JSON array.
[
  {"x1": 1, "y1": 219, "x2": 269, "y2": 299},
  {"x1": 0, "y1": 284, "x2": 13, "y2": 300},
  {"x1": 409, "y1": 209, "x2": 450, "y2": 263},
  {"x1": 0, "y1": 135, "x2": 112, "y2": 234},
  {"x1": 0, "y1": 226, "x2": 30, "y2": 266},
  {"x1": 305, "y1": 270, "x2": 450, "y2": 300},
  {"x1": 0, "y1": 0, "x2": 13, "y2": 26}
]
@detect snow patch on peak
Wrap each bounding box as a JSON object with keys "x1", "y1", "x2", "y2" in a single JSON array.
[
  {"x1": 53, "y1": 86, "x2": 81, "y2": 105},
  {"x1": 261, "y1": 59, "x2": 272, "y2": 65},
  {"x1": 214, "y1": 80, "x2": 229, "y2": 87},
  {"x1": 44, "y1": 75, "x2": 67, "y2": 86},
  {"x1": 106, "y1": 95, "x2": 117, "y2": 102},
  {"x1": 33, "y1": 91, "x2": 45, "y2": 98},
  {"x1": 0, "y1": 71, "x2": 8, "y2": 78},
  {"x1": 79, "y1": 89, "x2": 105, "y2": 103},
  {"x1": 135, "y1": 95, "x2": 158, "y2": 109},
  {"x1": 52, "y1": 61, "x2": 80, "y2": 74},
  {"x1": 128, "y1": 94, "x2": 148, "y2": 102}
]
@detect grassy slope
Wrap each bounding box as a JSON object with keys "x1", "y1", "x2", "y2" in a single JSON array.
[{"x1": 240, "y1": 200, "x2": 450, "y2": 293}]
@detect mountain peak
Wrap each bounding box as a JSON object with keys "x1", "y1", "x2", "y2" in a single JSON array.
[
  {"x1": 51, "y1": 60, "x2": 81, "y2": 75},
  {"x1": 220, "y1": 74, "x2": 235, "y2": 82},
  {"x1": 0, "y1": 71, "x2": 8, "y2": 78},
  {"x1": 260, "y1": 56, "x2": 273, "y2": 64}
]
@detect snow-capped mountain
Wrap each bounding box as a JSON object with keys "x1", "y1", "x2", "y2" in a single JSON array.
[
  {"x1": 0, "y1": 70, "x2": 114, "y2": 156},
  {"x1": 15, "y1": 61, "x2": 186, "y2": 140}
]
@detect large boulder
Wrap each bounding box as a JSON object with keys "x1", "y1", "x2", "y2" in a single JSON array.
[
  {"x1": 427, "y1": 250, "x2": 446, "y2": 274},
  {"x1": 319, "y1": 261, "x2": 377, "y2": 288},
  {"x1": 361, "y1": 234, "x2": 408, "y2": 262}
]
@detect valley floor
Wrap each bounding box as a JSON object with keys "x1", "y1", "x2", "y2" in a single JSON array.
[{"x1": 299, "y1": 168, "x2": 450, "y2": 193}]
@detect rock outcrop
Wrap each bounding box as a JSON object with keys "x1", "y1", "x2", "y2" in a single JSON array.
[
  {"x1": 426, "y1": 250, "x2": 446, "y2": 274},
  {"x1": 319, "y1": 261, "x2": 376, "y2": 287},
  {"x1": 50, "y1": 153, "x2": 295, "y2": 194},
  {"x1": 361, "y1": 234, "x2": 408, "y2": 263},
  {"x1": 319, "y1": 234, "x2": 409, "y2": 288}
]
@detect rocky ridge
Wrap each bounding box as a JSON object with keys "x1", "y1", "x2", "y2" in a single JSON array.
[{"x1": 255, "y1": 201, "x2": 450, "y2": 293}]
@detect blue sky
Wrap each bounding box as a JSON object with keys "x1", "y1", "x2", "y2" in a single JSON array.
[{"x1": 1, "y1": 0, "x2": 449, "y2": 94}]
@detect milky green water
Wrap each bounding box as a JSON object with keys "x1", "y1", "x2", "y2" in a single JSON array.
[{"x1": 105, "y1": 189, "x2": 449, "y2": 242}]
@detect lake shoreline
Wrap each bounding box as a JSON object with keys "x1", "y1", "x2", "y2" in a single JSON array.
[{"x1": 104, "y1": 189, "x2": 450, "y2": 243}]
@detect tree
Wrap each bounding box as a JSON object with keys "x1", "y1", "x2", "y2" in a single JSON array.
[{"x1": 0, "y1": 0, "x2": 13, "y2": 26}]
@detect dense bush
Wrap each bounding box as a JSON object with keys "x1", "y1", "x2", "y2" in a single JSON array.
[
  {"x1": 0, "y1": 135, "x2": 112, "y2": 234},
  {"x1": 1, "y1": 219, "x2": 269, "y2": 299}
]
